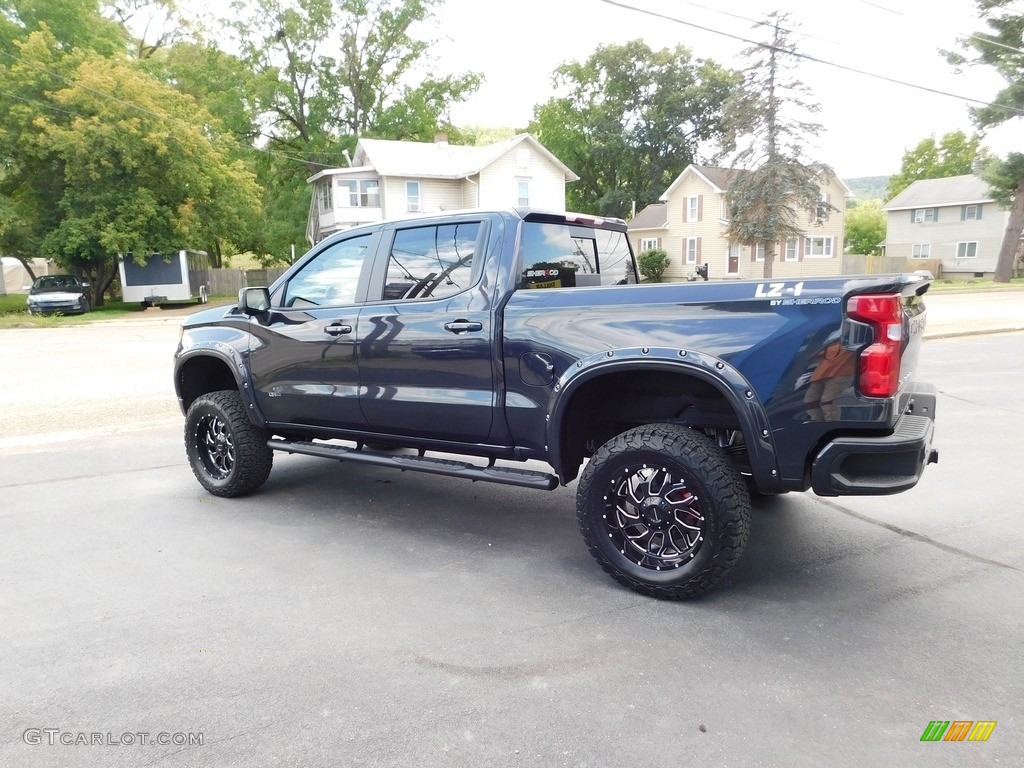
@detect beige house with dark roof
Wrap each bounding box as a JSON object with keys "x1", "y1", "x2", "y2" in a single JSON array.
[
  {"x1": 629, "y1": 164, "x2": 850, "y2": 281},
  {"x1": 306, "y1": 134, "x2": 578, "y2": 244},
  {"x1": 882, "y1": 174, "x2": 1014, "y2": 278}
]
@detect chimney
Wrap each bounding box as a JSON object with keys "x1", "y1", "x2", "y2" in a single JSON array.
[
  {"x1": 434, "y1": 132, "x2": 449, "y2": 145},
  {"x1": 972, "y1": 157, "x2": 985, "y2": 175}
]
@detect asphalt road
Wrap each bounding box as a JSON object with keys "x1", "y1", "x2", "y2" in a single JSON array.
[{"x1": 0, "y1": 305, "x2": 1021, "y2": 767}]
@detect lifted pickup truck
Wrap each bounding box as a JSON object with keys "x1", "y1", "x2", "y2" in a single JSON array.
[{"x1": 174, "y1": 208, "x2": 937, "y2": 599}]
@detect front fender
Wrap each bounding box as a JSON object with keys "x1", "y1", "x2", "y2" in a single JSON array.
[
  {"x1": 547, "y1": 346, "x2": 782, "y2": 492},
  {"x1": 174, "y1": 323, "x2": 262, "y2": 424}
]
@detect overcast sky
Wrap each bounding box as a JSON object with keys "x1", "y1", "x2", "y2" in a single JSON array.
[{"x1": 431, "y1": 0, "x2": 1021, "y2": 178}]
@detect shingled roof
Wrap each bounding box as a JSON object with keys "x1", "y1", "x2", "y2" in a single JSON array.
[
  {"x1": 628, "y1": 202, "x2": 668, "y2": 230},
  {"x1": 307, "y1": 133, "x2": 578, "y2": 183},
  {"x1": 883, "y1": 174, "x2": 994, "y2": 210}
]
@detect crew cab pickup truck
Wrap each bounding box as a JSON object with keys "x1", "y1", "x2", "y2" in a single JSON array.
[{"x1": 174, "y1": 208, "x2": 937, "y2": 599}]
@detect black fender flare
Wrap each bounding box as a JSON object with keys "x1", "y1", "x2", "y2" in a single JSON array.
[
  {"x1": 546, "y1": 346, "x2": 782, "y2": 492},
  {"x1": 174, "y1": 326, "x2": 263, "y2": 425}
]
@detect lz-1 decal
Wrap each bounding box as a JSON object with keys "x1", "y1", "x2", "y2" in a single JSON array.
[{"x1": 754, "y1": 282, "x2": 841, "y2": 306}]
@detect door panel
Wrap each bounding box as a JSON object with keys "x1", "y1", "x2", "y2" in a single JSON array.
[
  {"x1": 248, "y1": 233, "x2": 375, "y2": 431},
  {"x1": 356, "y1": 221, "x2": 495, "y2": 443}
]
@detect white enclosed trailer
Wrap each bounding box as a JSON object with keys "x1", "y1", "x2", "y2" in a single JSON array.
[{"x1": 119, "y1": 250, "x2": 211, "y2": 307}]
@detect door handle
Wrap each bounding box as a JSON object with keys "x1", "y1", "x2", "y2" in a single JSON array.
[
  {"x1": 324, "y1": 322, "x2": 352, "y2": 336},
  {"x1": 443, "y1": 320, "x2": 483, "y2": 334}
]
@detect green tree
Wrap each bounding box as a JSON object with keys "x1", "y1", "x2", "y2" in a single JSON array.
[
  {"x1": 219, "y1": 0, "x2": 481, "y2": 260},
  {"x1": 983, "y1": 154, "x2": 1024, "y2": 281},
  {"x1": 0, "y1": 1, "x2": 130, "y2": 279},
  {"x1": 844, "y1": 200, "x2": 886, "y2": 256},
  {"x1": 2, "y1": 30, "x2": 261, "y2": 305},
  {"x1": 0, "y1": 0, "x2": 127, "y2": 55},
  {"x1": 530, "y1": 40, "x2": 739, "y2": 218},
  {"x1": 637, "y1": 249, "x2": 670, "y2": 283},
  {"x1": 949, "y1": 1, "x2": 1024, "y2": 282},
  {"x1": 720, "y1": 12, "x2": 833, "y2": 279},
  {"x1": 226, "y1": 0, "x2": 480, "y2": 157},
  {"x1": 885, "y1": 131, "x2": 983, "y2": 200}
]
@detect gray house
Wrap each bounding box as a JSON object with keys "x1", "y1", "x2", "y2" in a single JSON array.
[{"x1": 882, "y1": 174, "x2": 1011, "y2": 278}]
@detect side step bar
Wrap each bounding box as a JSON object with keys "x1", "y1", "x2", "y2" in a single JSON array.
[{"x1": 267, "y1": 439, "x2": 559, "y2": 491}]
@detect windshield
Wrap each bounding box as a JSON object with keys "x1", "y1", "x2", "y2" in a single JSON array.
[{"x1": 32, "y1": 276, "x2": 80, "y2": 292}]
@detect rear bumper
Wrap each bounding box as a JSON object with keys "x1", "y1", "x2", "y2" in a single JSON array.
[{"x1": 811, "y1": 383, "x2": 938, "y2": 496}]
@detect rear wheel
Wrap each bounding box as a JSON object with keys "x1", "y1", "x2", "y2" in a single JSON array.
[
  {"x1": 185, "y1": 390, "x2": 273, "y2": 497},
  {"x1": 576, "y1": 423, "x2": 751, "y2": 599}
]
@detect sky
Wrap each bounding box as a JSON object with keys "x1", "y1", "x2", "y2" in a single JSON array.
[{"x1": 428, "y1": 0, "x2": 1022, "y2": 178}]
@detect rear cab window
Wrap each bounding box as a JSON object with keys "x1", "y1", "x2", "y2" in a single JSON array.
[{"x1": 518, "y1": 219, "x2": 637, "y2": 289}]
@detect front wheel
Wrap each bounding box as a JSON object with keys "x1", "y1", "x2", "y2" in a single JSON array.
[
  {"x1": 576, "y1": 423, "x2": 751, "y2": 599},
  {"x1": 185, "y1": 390, "x2": 273, "y2": 497}
]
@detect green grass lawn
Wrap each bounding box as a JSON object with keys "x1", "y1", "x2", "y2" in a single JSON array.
[
  {"x1": 0, "y1": 294, "x2": 234, "y2": 329},
  {"x1": 928, "y1": 277, "x2": 1024, "y2": 292}
]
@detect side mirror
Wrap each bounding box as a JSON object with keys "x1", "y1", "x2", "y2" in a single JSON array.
[{"x1": 239, "y1": 287, "x2": 270, "y2": 314}]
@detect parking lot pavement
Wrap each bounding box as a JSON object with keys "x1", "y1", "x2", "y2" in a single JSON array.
[{"x1": 1, "y1": 316, "x2": 1022, "y2": 765}]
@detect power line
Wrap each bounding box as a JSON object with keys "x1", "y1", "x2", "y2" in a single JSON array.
[
  {"x1": 600, "y1": 0, "x2": 1024, "y2": 118},
  {"x1": 851, "y1": 0, "x2": 1024, "y2": 57}
]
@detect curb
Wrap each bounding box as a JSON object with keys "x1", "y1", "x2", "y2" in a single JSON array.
[{"x1": 925, "y1": 326, "x2": 1024, "y2": 340}]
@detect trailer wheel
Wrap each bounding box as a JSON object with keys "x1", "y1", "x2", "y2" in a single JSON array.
[
  {"x1": 576, "y1": 423, "x2": 751, "y2": 599},
  {"x1": 185, "y1": 390, "x2": 273, "y2": 497},
  {"x1": 199, "y1": 285, "x2": 209, "y2": 304}
]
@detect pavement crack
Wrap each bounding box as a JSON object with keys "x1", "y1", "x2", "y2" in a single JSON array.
[
  {"x1": 936, "y1": 388, "x2": 1024, "y2": 414},
  {"x1": 816, "y1": 498, "x2": 1019, "y2": 572},
  {"x1": 0, "y1": 463, "x2": 182, "y2": 489}
]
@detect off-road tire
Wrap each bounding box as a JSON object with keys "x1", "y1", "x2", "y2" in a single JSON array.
[
  {"x1": 185, "y1": 390, "x2": 273, "y2": 497},
  {"x1": 576, "y1": 423, "x2": 751, "y2": 599}
]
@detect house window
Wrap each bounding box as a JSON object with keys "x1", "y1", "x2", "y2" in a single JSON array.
[
  {"x1": 815, "y1": 192, "x2": 829, "y2": 222},
  {"x1": 341, "y1": 179, "x2": 380, "y2": 208},
  {"x1": 640, "y1": 237, "x2": 659, "y2": 252},
  {"x1": 685, "y1": 237, "x2": 699, "y2": 264},
  {"x1": 686, "y1": 196, "x2": 700, "y2": 222},
  {"x1": 911, "y1": 243, "x2": 931, "y2": 259},
  {"x1": 784, "y1": 238, "x2": 799, "y2": 262},
  {"x1": 754, "y1": 243, "x2": 765, "y2": 262},
  {"x1": 319, "y1": 181, "x2": 333, "y2": 212},
  {"x1": 913, "y1": 208, "x2": 938, "y2": 223},
  {"x1": 406, "y1": 180, "x2": 421, "y2": 212},
  {"x1": 517, "y1": 180, "x2": 530, "y2": 207},
  {"x1": 964, "y1": 204, "x2": 981, "y2": 220},
  {"x1": 956, "y1": 241, "x2": 978, "y2": 259},
  {"x1": 805, "y1": 236, "x2": 834, "y2": 257}
]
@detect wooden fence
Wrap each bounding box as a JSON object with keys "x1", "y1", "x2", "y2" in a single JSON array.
[{"x1": 207, "y1": 267, "x2": 289, "y2": 297}]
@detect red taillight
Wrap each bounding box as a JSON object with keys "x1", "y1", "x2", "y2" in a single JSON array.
[{"x1": 846, "y1": 294, "x2": 904, "y2": 398}]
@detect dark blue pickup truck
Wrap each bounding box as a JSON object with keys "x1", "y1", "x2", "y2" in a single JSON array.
[{"x1": 174, "y1": 208, "x2": 937, "y2": 598}]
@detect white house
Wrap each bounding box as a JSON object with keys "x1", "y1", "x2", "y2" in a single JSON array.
[
  {"x1": 882, "y1": 174, "x2": 1014, "y2": 278},
  {"x1": 306, "y1": 133, "x2": 578, "y2": 244}
]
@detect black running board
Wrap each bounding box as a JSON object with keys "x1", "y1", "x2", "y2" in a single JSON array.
[{"x1": 267, "y1": 439, "x2": 559, "y2": 491}]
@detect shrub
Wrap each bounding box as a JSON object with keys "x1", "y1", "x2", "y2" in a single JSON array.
[{"x1": 638, "y1": 249, "x2": 670, "y2": 283}]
